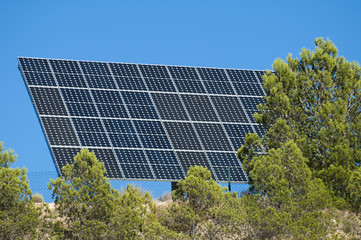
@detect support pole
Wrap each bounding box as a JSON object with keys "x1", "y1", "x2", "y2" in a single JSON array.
[{"x1": 228, "y1": 166, "x2": 231, "y2": 192}]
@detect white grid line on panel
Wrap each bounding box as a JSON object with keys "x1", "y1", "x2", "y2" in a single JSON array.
[
  {"x1": 76, "y1": 61, "x2": 126, "y2": 179},
  {"x1": 164, "y1": 66, "x2": 219, "y2": 181},
  {"x1": 135, "y1": 64, "x2": 185, "y2": 180}
]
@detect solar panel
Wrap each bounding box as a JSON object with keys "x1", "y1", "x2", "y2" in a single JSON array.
[{"x1": 18, "y1": 57, "x2": 266, "y2": 183}]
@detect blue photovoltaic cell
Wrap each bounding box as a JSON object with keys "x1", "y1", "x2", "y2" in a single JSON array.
[
  {"x1": 174, "y1": 79, "x2": 206, "y2": 93},
  {"x1": 66, "y1": 102, "x2": 98, "y2": 117},
  {"x1": 102, "y1": 119, "x2": 135, "y2": 133},
  {"x1": 145, "y1": 150, "x2": 179, "y2": 165},
  {"x1": 168, "y1": 66, "x2": 200, "y2": 80},
  {"x1": 109, "y1": 63, "x2": 141, "y2": 77},
  {"x1": 240, "y1": 96, "x2": 264, "y2": 110},
  {"x1": 233, "y1": 82, "x2": 264, "y2": 96},
  {"x1": 55, "y1": 74, "x2": 87, "y2": 88},
  {"x1": 114, "y1": 149, "x2": 147, "y2": 164},
  {"x1": 164, "y1": 122, "x2": 202, "y2": 150},
  {"x1": 144, "y1": 77, "x2": 177, "y2": 92},
  {"x1": 50, "y1": 59, "x2": 81, "y2": 74},
  {"x1": 19, "y1": 57, "x2": 51, "y2": 72},
  {"x1": 181, "y1": 94, "x2": 218, "y2": 122},
  {"x1": 80, "y1": 61, "x2": 111, "y2": 75},
  {"x1": 152, "y1": 165, "x2": 184, "y2": 180},
  {"x1": 151, "y1": 93, "x2": 189, "y2": 121},
  {"x1": 133, "y1": 120, "x2": 166, "y2": 135},
  {"x1": 115, "y1": 76, "x2": 147, "y2": 90},
  {"x1": 29, "y1": 87, "x2": 67, "y2": 116},
  {"x1": 127, "y1": 105, "x2": 159, "y2": 119},
  {"x1": 19, "y1": 57, "x2": 267, "y2": 182},
  {"x1": 91, "y1": 90, "x2": 123, "y2": 104},
  {"x1": 122, "y1": 91, "x2": 152, "y2": 105},
  {"x1": 121, "y1": 164, "x2": 154, "y2": 179},
  {"x1": 198, "y1": 68, "x2": 228, "y2": 81},
  {"x1": 85, "y1": 75, "x2": 117, "y2": 89},
  {"x1": 72, "y1": 118, "x2": 104, "y2": 132},
  {"x1": 206, "y1": 152, "x2": 240, "y2": 167},
  {"x1": 61, "y1": 88, "x2": 92, "y2": 103},
  {"x1": 41, "y1": 117, "x2": 79, "y2": 146},
  {"x1": 97, "y1": 104, "x2": 128, "y2": 118},
  {"x1": 210, "y1": 96, "x2": 248, "y2": 123},
  {"x1": 108, "y1": 133, "x2": 141, "y2": 148},
  {"x1": 24, "y1": 72, "x2": 56, "y2": 86},
  {"x1": 204, "y1": 81, "x2": 235, "y2": 95},
  {"x1": 138, "y1": 64, "x2": 169, "y2": 79}
]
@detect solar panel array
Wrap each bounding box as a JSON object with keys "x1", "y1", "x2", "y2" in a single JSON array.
[{"x1": 18, "y1": 57, "x2": 266, "y2": 183}]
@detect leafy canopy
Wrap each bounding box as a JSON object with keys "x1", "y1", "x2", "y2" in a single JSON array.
[
  {"x1": 0, "y1": 142, "x2": 40, "y2": 239},
  {"x1": 238, "y1": 38, "x2": 361, "y2": 210}
]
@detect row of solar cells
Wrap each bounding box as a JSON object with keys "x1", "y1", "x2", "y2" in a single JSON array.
[
  {"x1": 23, "y1": 71, "x2": 264, "y2": 96},
  {"x1": 52, "y1": 147, "x2": 247, "y2": 182},
  {"x1": 20, "y1": 58, "x2": 265, "y2": 96},
  {"x1": 30, "y1": 87, "x2": 264, "y2": 123},
  {"x1": 20, "y1": 57, "x2": 265, "y2": 81},
  {"x1": 42, "y1": 117, "x2": 265, "y2": 151}
]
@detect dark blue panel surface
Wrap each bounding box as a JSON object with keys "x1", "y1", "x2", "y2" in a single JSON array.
[
  {"x1": 174, "y1": 79, "x2": 206, "y2": 93},
  {"x1": 66, "y1": 102, "x2": 98, "y2": 117},
  {"x1": 151, "y1": 93, "x2": 189, "y2": 121},
  {"x1": 146, "y1": 150, "x2": 179, "y2": 165},
  {"x1": 109, "y1": 133, "x2": 141, "y2": 148},
  {"x1": 115, "y1": 76, "x2": 147, "y2": 90},
  {"x1": 114, "y1": 149, "x2": 147, "y2": 164},
  {"x1": 164, "y1": 122, "x2": 202, "y2": 150},
  {"x1": 42, "y1": 117, "x2": 79, "y2": 146},
  {"x1": 97, "y1": 104, "x2": 128, "y2": 118},
  {"x1": 210, "y1": 96, "x2": 248, "y2": 123},
  {"x1": 55, "y1": 74, "x2": 87, "y2": 88},
  {"x1": 24, "y1": 72, "x2": 56, "y2": 86},
  {"x1": 103, "y1": 119, "x2": 135, "y2": 133},
  {"x1": 30, "y1": 87, "x2": 67, "y2": 116},
  {"x1": 181, "y1": 94, "x2": 218, "y2": 122},
  {"x1": 109, "y1": 63, "x2": 141, "y2": 77},
  {"x1": 85, "y1": 75, "x2": 117, "y2": 89},
  {"x1": 152, "y1": 165, "x2": 184, "y2": 180},
  {"x1": 19, "y1": 58, "x2": 51, "y2": 72},
  {"x1": 194, "y1": 123, "x2": 233, "y2": 151},
  {"x1": 80, "y1": 61, "x2": 111, "y2": 75},
  {"x1": 168, "y1": 66, "x2": 200, "y2": 80},
  {"x1": 121, "y1": 164, "x2": 154, "y2": 179},
  {"x1": 127, "y1": 105, "x2": 159, "y2": 119},
  {"x1": 138, "y1": 64, "x2": 169, "y2": 78},
  {"x1": 50, "y1": 59, "x2": 81, "y2": 74}
]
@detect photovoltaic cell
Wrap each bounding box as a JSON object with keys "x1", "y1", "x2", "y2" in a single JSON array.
[
  {"x1": 181, "y1": 94, "x2": 218, "y2": 122},
  {"x1": 19, "y1": 57, "x2": 267, "y2": 183}
]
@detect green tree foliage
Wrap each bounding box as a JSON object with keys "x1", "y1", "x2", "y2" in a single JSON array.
[
  {"x1": 161, "y1": 166, "x2": 243, "y2": 239},
  {"x1": 0, "y1": 142, "x2": 40, "y2": 239},
  {"x1": 238, "y1": 38, "x2": 361, "y2": 210},
  {"x1": 48, "y1": 148, "x2": 179, "y2": 240}
]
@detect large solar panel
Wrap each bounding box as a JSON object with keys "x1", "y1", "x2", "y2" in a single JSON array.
[{"x1": 18, "y1": 57, "x2": 266, "y2": 183}]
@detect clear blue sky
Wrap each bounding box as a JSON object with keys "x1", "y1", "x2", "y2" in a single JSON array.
[{"x1": 1, "y1": 1, "x2": 360, "y2": 175}]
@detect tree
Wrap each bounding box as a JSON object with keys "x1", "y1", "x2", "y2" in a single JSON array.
[
  {"x1": 48, "y1": 148, "x2": 179, "y2": 239},
  {"x1": 238, "y1": 38, "x2": 361, "y2": 210},
  {"x1": 0, "y1": 142, "x2": 40, "y2": 239},
  {"x1": 48, "y1": 148, "x2": 121, "y2": 239}
]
